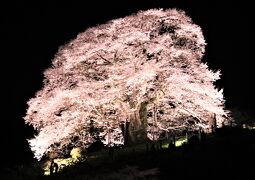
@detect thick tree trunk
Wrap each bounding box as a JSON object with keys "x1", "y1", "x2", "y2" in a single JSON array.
[
  {"x1": 120, "y1": 121, "x2": 130, "y2": 145},
  {"x1": 209, "y1": 113, "x2": 217, "y2": 133},
  {"x1": 136, "y1": 101, "x2": 148, "y2": 141},
  {"x1": 121, "y1": 102, "x2": 148, "y2": 145}
]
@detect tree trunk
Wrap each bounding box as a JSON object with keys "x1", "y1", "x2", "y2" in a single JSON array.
[
  {"x1": 209, "y1": 113, "x2": 217, "y2": 133},
  {"x1": 120, "y1": 121, "x2": 130, "y2": 145},
  {"x1": 122, "y1": 102, "x2": 148, "y2": 145}
]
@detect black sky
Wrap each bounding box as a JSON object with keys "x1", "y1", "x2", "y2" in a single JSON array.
[{"x1": 2, "y1": 0, "x2": 254, "y2": 165}]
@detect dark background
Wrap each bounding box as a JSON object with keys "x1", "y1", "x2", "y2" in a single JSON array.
[{"x1": 2, "y1": 0, "x2": 254, "y2": 166}]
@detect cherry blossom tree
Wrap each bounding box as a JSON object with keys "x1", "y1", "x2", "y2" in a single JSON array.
[{"x1": 24, "y1": 8, "x2": 229, "y2": 160}]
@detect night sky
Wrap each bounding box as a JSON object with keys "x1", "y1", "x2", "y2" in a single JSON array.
[{"x1": 2, "y1": 0, "x2": 254, "y2": 165}]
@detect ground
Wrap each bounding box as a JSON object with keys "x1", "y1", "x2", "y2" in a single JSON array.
[{"x1": 1, "y1": 126, "x2": 255, "y2": 179}]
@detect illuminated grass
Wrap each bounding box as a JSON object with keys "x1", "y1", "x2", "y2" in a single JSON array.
[
  {"x1": 44, "y1": 147, "x2": 83, "y2": 175},
  {"x1": 161, "y1": 143, "x2": 169, "y2": 149},
  {"x1": 175, "y1": 137, "x2": 187, "y2": 147},
  {"x1": 162, "y1": 137, "x2": 188, "y2": 148},
  {"x1": 44, "y1": 157, "x2": 80, "y2": 175}
]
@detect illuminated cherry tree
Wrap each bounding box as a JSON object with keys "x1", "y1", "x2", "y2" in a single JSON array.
[{"x1": 24, "y1": 9, "x2": 229, "y2": 160}]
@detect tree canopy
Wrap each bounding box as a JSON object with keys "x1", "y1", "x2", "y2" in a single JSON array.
[{"x1": 24, "y1": 9, "x2": 229, "y2": 160}]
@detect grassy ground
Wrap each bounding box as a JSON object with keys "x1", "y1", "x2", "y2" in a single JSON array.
[{"x1": 1, "y1": 127, "x2": 255, "y2": 179}]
